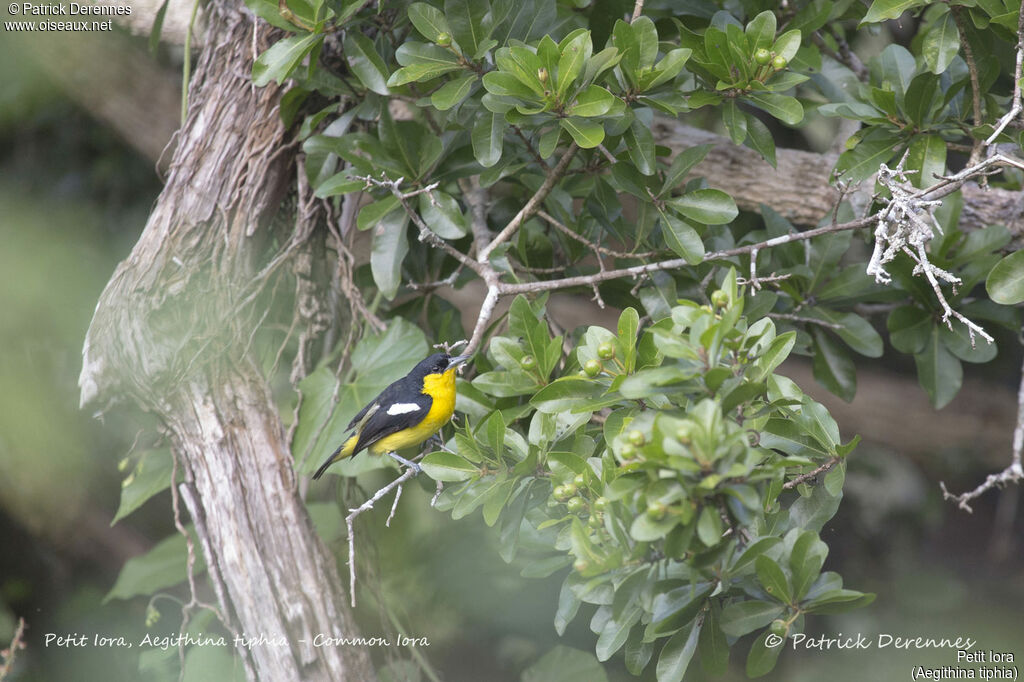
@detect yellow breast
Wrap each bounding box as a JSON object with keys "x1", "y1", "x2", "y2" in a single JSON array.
[{"x1": 370, "y1": 368, "x2": 457, "y2": 454}]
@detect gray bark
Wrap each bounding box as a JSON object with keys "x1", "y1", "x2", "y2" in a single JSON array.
[{"x1": 78, "y1": 4, "x2": 374, "y2": 680}]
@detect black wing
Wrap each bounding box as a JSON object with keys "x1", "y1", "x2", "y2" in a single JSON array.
[{"x1": 350, "y1": 389, "x2": 433, "y2": 454}]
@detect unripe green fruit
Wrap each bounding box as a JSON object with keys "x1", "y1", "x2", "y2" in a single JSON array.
[
  {"x1": 769, "y1": 619, "x2": 788, "y2": 637},
  {"x1": 628, "y1": 429, "x2": 646, "y2": 447},
  {"x1": 772, "y1": 55, "x2": 788, "y2": 70},
  {"x1": 620, "y1": 443, "x2": 636, "y2": 459},
  {"x1": 566, "y1": 496, "x2": 586, "y2": 513},
  {"x1": 588, "y1": 512, "x2": 604, "y2": 528},
  {"x1": 573, "y1": 473, "x2": 587, "y2": 488},
  {"x1": 553, "y1": 484, "x2": 573, "y2": 501},
  {"x1": 711, "y1": 289, "x2": 730, "y2": 309},
  {"x1": 574, "y1": 559, "x2": 590, "y2": 573},
  {"x1": 754, "y1": 48, "x2": 772, "y2": 65},
  {"x1": 597, "y1": 342, "x2": 616, "y2": 359},
  {"x1": 675, "y1": 424, "x2": 693, "y2": 444},
  {"x1": 583, "y1": 359, "x2": 602, "y2": 377},
  {"x1": 436, "y1": 32, "x2": 451, "y2": 46},
  {"x1": 520, "y1": 355, "x2": 537, "y2": 370},
  {"x1": 646, "y1": 502, "x2": 667, "y2": 520},
  {"x1": 593, "y1": 496, "x2": 608, "y2": 512}
]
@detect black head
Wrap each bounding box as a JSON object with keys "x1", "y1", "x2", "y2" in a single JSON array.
[{"x1": 411, "y1": 352, "x2": 471, "y2": 377}]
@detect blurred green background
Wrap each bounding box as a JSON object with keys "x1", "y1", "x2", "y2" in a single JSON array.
[{"x1": 1, "y1": 23, "x2": 1022, "y2": 682}]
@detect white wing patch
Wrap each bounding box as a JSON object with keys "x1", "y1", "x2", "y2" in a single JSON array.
[{"x1": 387, "y1": 402, "x2": 423, "y2": 416}]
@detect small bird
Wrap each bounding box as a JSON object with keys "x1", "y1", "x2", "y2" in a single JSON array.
[{"x1": 312, "y1": 352, "x2": 471, "y2": 479}]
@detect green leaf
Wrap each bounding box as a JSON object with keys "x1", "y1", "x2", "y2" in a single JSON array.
[
  {"x1": 743, "y1": 92, "x2": 804, "y2": 126},
  {"x1": 790, "y1": 530, "x2": 828, "y2": 601},
  {"x1": 521, "y1": 645, "x2": 609, "y2": 682},
  {"x1": 660, "y1": 145, "x2": 711, "y2": 196},
  {"x1": 923, "y1": 12, "x2": 959, "y2": 74},
  {"x1": 789, "y1": 482, "x2": 842, "y2": 532},
  {"x1": 113, "y1": 449, "x2": 174, "y2": 524},
  {"x1": 887, "y1": 305, "x2": 932, "y2": 353},
  {"x1": 906, "y1": 133, "x2": 946, "y2": 188},
  {"x1": 105, "y1": 530, "x2": 204, "y2": 602},
  {"x1": 252, "y1": 34, "x2": 324, "y2": 87},
  {"x1": 554, "y1": 580, "x2": 582, "y2": 635},
  {"x1": 698, "y1": 602, "x2": 729, "y2": 675},
  {"x1": 903, "y1": 73, "x2": 939, "y2": 128},
  {"x1": 803, "y1": 588, "x2": 876, "y2": 614},
  {"x1": 745, "y1": 11, "x2": 777, "y2": 52},
  {"x1": 834, "y1": 129, "x2": 900, "y2": 183},
  {"x1": 723, "y1": 100, "x2": 747, "y2": 145},
  {"x1": 656, "y1": 622, "x2": 701, "y2": 682},
  {"x1": 719, "y1": 600, "x2": 784, "y2": 637},
  {"x1": 445, "y1": 0, "x2": 491, "y2": 59},
  {"x1": 473, "y1": 112, "x2": 506, "y2": 167},
  {"x1": 389, "y1": 43, "x2": 462, "y2": 85},
  {"x1": 431, "y1": 73, "x2": 477, "y2": 110},
  {"x1": 746, "y1": 629, "x2": 784, "y2": 677},
  {"x1": 569, "y1": 85, "x2": 615, "y2": 117},
  {"x1": 560, "y1": 117, "x2": 605, "y2": 148},
  {"x1": 914, "y1": 326, "x2": 962, "y2": 408},
  {"x1": 861, "y1": 0, "x2": 927, "y2": 25},
  {"x1": 697, "y1": 504, "x2": 723, "y2": 546},
  {"x1": 987, "y1": 250, "x2": 1024, "y2": 304},
  {"x1": 660, "y1": 213, "x2": 705, "y2": 263},
  {"x1": 531, "y1": 377, "x2": 605, "y2": 413},
  {"x1": 771, "y1": 29, "x2": 802, "y2": 62},
  {"x1": 755, "y1": 555, "x2": 792, "y2": 604},
  {"x1": 419, "y1": 191, "x2": 468, "y2": 239},
  {"x1": 408, "y1": 2, "x2": 450, "y2": 42},
  {"x1": 421, "y1": 452, "x2": 479, "y2": 481},
  {"x1": 557, "y1": 31, "x2": 590, "y2": 97},
  {"x1": 668, "y1": 189, "x2": 738, "y2": 225},
  {"x1": 370, "y1": 207, "x2": 409, "y2": 300},
  {"x1": 625, "y1": 119, "x2": 656, "y2": 175},
  {"x1": 344, "y1": 33, "x2": 390, "y2": 95}
]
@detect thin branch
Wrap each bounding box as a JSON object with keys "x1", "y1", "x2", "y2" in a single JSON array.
[
  {"x1": 631, "y1": 0, "x2": 645, "y2": 22},
  {"x1": 984, "y1": 5, "x2": 1024, "y2": 146},
  {"x1": 512, "y1": 125, "x2": 549, "y2": 168},
  {"x1": 941, "y1": 347, "x2": 1024, "y2": 512},
  {"x1": 344, "y1": 464, "x2": 419, "y2": 608},
  {"x1": 466, "y1": 285, "x2": 501, "y2": 356},
  {"x1": 783, "y1": 456, "x2": 843, "y2": 489},
  {"x1": 537, "y1": 209, "x2": 657, "y2": 259},
  {"x1": 479, "y1": 143, "x2": 578, "y2": 262},
  {"x1": 768, "y1": 312, "x2": 842, "y2": 330},
  {"x1": 952, "y1": 7, "x2": 984, "y2": 165},
  {"x1": 458, "y1": 176, "x2": 491, "y2": 254},
  {"x1": 360, "y1": 174, "x2": 489, "y2": 277},
  {"x1": 0, "y1": 618, "x2": 26, "y2": 682}
]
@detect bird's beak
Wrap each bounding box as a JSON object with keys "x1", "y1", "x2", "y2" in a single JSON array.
[{"x1": 447, "y1": 354, "x2": 471, "y2": 371}]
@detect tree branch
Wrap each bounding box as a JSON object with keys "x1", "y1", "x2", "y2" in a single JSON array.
[
  {"x1": 479, "y1": 143, "x2": 578, "y2": 262},
  {"x1": 941, "y1": 346, "x2": 1024, "y2": 512}
]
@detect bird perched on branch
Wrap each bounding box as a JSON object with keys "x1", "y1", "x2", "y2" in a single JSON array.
[{"x1": 312, "y1": 352, "x2": 471, "y2": 479}]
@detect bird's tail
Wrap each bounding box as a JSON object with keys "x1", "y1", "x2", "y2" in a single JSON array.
[{"x1": 312, "y1": 435, "x2": 358, "y2": 480}]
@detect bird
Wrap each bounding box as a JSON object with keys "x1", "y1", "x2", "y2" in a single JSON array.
[{"x1": 312, "y1": 352, "x2": 471, "y2": 479}]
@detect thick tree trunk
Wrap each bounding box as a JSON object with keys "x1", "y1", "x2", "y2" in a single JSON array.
[{"x1": 78, "y1": 3, "x2": 375, "y2": 681}]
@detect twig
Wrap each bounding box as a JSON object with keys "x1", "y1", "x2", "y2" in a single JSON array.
[
  {"x1": 941, "y1": 348, "x2": 1024, "y2": 512},
  {"x1": 512, "y1": 125, "x2": 549, "y2": 168},
  {"x1": 631, "y1": 0, "x2": 644, "y2": 22},
  {"x1": 360, "y1": 174, "x2": 489, "y2": 277},
  {"x1": 984, "y1": 6, "x2": 1024, "y2": 146},
  {"x1": 866, "y1": 156, "x2": 995, "y2": 346},
  {"x1": 344, "y1": 464, "x2": 419, "y2": 607},
  {"x1": 479, "y1": 143, "x2": 578, "y2": 262},
  {"x1": 952, "y1": 7, "x2": 984, "y2": 166},
  {"x1": 0, "y1": 618, "x2": 26, "y2": 682},
  {"x1": 783, "y1": 456, "x2": 843, "y2": 489},
  {"x1": 537, "y1": 210, "x2": 657, "y2": 259},
  {"x1": 459, "y1": 176, "x2": 491, "y2": 255},
  {"x1": 768, "y1": 312, "x2": 842, "y2": 330}
]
